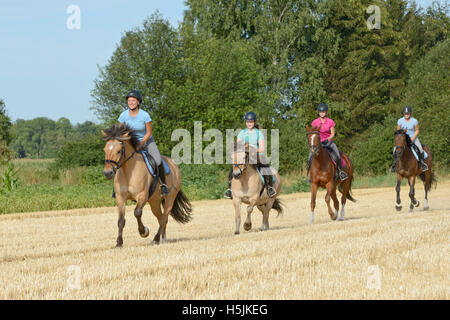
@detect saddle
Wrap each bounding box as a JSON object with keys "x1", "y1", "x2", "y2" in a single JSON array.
[
  {"x1": 140, "y1": 151, "x2": 171, "y2": 198},
  {"x1": 322, "y1": 146, "x2": 347, "y2": 168}
]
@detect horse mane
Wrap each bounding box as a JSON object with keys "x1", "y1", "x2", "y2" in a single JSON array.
[
  {"x1": 394, "y1": 129, "x2": 412, "y2": 146},
  {"x1": 102, "y1": 123, "x2": 140, "y2": 149}
]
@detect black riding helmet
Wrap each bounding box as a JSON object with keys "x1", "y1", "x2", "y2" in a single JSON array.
[
  {"x1": 244, "y1": 112, "x2": 257, "y2": 121},
  {"x1": 125, "y1": 90, "x2": 143, "y2": 104},
  {"x1": 403, "y1": 106, "x2": 412, "y2": 115},
  {"x1": 317, "y1": 103, "x2": 328, "y2": 112}
]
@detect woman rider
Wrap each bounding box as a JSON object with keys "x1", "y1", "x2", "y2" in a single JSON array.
[
  {"x1": 390, "y1": 106, "x2": 428, "y2": 172},
  {"x1": 307, "y1": 103, "x2": 348, "y2": 181},
  {"x1": 224, "y1": 112, "x2": 277, "y2": 199},
  {"x1": 118, "y1": 90, "x2": 169, "y2": 196}
]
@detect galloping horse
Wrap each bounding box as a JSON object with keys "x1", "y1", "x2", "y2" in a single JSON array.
[
  {"x1": 393, "y1": 129, "x2": 436, "y2": 212},
  {"x1": 102, "y1": 124, "x2": 192, "y2": 247},
  {"x1": 230, "y1": 143, "x2": 283, "y2": 234},
  {"x1": 306, "y1": 125, "x2": 356, "y2": 224}
]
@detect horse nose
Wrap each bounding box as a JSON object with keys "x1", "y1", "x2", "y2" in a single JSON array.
[
  {"x1": 233, "y1": 172, "x2": 241, "y2": 179},
  {"x1": 103, "y1": 170, "x2": 114, "y2": 180}
]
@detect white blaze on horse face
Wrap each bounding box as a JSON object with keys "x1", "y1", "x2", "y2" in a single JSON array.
[{"x1": 311, "y1": 134, "x2": 316, "y2": 147}]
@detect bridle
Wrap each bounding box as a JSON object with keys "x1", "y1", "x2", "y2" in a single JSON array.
[
  {"x1": 394, "y1": 132, "x2": 408, "y2": 158},
  {"x1": 307, "y1": 130, "x2": 321, "y2": 156},
  {"x1": 104, "y1": 140, "x2": 136, "y2": 173},
  {"x1": 232, "y1": 152, "x2": 249, "y2": 178}
]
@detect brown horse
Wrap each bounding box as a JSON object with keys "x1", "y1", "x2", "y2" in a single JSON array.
[
  {"x1": 306, "y1": 125, "x2": 356, "y2": 224},
  {"x1": 102, "y1": 124, "x2": 192, "y2": 247},
  {"x1": 230, "y1": 143, "x2": 283, "y2": 234},
  {"x1": 393, "y1": 129, "x2": 436, "y2": 212}
]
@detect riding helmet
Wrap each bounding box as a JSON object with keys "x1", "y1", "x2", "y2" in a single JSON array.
[
  {"x1": 403, "y1": 106, "x2": 412, "y2": 115},
  {"x1": 317, "y1": 103, "x2": 328, "y2": 112},
  {"x1": 125, "y1": 90, "x2": 143, "y2": 103},
  {"x1": 244, "y1": 112, "x2": 257, "y2": 121}
]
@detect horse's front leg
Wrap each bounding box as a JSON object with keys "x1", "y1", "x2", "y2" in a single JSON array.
[
  {"x1": 325, "y1": 182, "x2": 336, "y2": 220},
  {"x1": 233, "y1": 197, "x2": 241, "y2": 235},
  {"x1": 244, "y1": 197, "x2": 257, "y2": 231},
  {"x1": 408, "y1": 176, "x2": 419, "y2": 212},
  {"x1": 310, "y1": 183, "x2": 318, "y2": 224},
  {"x1": 134, "y1": 192, "x2": 149, "y2": 238},
  {"x1": 115, "y1": 197, "x2": 126, "y2": 247},
  {"x1": 395, "y1": 175, "x2": 402, "y2": 211}
]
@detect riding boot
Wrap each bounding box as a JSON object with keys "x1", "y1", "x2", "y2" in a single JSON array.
[
  {"x1": 336, "y1": 157, "x2": 348, "y2": 181},
  {"x1": 158, "y1": 164, "x2": 170, "y2": 196},
  {"x1": 224, "y1": 168, "x2": 233, "y2": 199},
  {"x1": 264, "y1": 174, "x2": 277, "y2": 198},
  {"x1": 112, "y1": 189, "x2": 116, "y2": 198},
  {"x1": 418, "y1": 152, "x2": 429, "y2": 172}
]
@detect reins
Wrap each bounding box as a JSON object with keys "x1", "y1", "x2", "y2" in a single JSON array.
[{"x1": 105, "y1": 140, "x2": 136, "y2": 173}]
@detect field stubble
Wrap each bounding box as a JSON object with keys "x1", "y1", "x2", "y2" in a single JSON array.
[{"x1": 0, "y1": 183, "x2": 449, "y2": 299}]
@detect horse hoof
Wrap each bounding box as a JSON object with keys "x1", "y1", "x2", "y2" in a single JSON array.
[
  {"x1": 234, "y1": 231, "x2": 240, "y2": 235},
  {"x1": 424, "y1": 206, "x2": 429, "y2": 211},
  {"x1": 140, "y1": 227, "x2": 149, "y2": 238},
  {"x1": 395, "y1": 205, "x2": 402, "y2": 212},
  {"x1": 415, "y1": 201, "x2": 420, "y2": 208},
  {"x1": 243, "y1": 222, "x2": 252, "y2": 231},
  {"x1": 338, "y1": 216, "x2": 344, "y2": 221},
  {"x1": 115, "y1": 244, "x2": 122, "y2": 249},
  {"x1": 332, "y1": 211, "x2": 338, "y2": 220}
]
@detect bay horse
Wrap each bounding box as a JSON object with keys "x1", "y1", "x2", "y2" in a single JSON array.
[
  {"x1": 230, "y1": 143, "x2": 283, "y2": 234},
  {"x1": 306, "y1": 125, "x2": 356, "y2": 224},
  {"x1": 393, "y1": 129, "x2": 436, "y2": 212},
  {"x1": 102, "y1": 124, "x2": 192, "y2": 247}
]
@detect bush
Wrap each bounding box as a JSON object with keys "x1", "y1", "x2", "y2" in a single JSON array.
[{"x1": 53, "y1": 135, "x2": 105, "y2": 169}]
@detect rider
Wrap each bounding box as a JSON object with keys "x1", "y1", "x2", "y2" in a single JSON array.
[
  {"x1": 224, "y1": 112, "x2": 277, "y2": 199},
  {"x1": 118, "y1": 90, "x2": 169, "y2": 196},
  {"x1": 307, "y1": 103, "x2": 348, "y2": 181},
  {"x1": 390, "y1": 106, "x2": 428, "y2": 172}
]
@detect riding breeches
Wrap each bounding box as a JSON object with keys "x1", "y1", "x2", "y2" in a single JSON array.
[{"x1": 143, "y1": 136, "x2": 162, "y2": 167}]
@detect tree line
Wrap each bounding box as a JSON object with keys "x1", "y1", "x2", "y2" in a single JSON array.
[{"x1": 1, "y1": 0, "x2": 449, "y2": 174}]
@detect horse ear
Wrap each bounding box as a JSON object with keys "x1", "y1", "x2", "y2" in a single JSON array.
[
  {"x1": 403, "y1": 129, "x2": 407, "y2": 134},
  {"x1": 101, "y1": 130, "x2": 108, "y2": 141}
]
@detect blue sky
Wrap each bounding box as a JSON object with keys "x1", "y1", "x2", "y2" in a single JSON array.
[{"x1": 0, "y1": 0, "x2": 441, "y2": 125}]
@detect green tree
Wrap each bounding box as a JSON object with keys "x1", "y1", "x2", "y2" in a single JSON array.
[{"x1": 0, "y1": 99, "x2": 13, "y2": 163}]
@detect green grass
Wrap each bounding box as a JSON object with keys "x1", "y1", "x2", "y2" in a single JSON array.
[{"x1": 0, "y1": 159, "x2": 448, "y2": 214}]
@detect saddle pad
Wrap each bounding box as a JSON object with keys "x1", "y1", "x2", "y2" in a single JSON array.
[
  {"x1": 141, "y1": 151, "x2": 171, "y2": 176},
  {"x1": 256, "y1": 167, "x2": 276, "y2": 184},
  {"x1": 411, "y1": 148, "x2": 428, "y2": 162}
]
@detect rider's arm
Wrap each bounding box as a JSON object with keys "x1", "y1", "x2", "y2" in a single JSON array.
[
  {"x1": 412, "y1": 124, "x2": 419, "y2": 142},
  {"x1": 257, "y1": 138, "x2": 265, "y2": 153},
  {"x1": 329, "y1": 126, "x2": 336, "y2": 141},
  {"x1": 139, "y1": 122, "x2": 153, "y2": 146}
]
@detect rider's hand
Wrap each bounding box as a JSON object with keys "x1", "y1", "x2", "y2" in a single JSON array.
[
  {"x1": 136, "y1": 142, "x2": 145, "y2": 151},
  {"x1": 321, "y1": 139, "x2": 329, "y2": 145}
]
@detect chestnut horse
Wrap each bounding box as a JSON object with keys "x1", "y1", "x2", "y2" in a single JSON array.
[
  {"x1": 393, "y1": 129, "x2": 436, "y2": 212},
  {"x1": 306, "y1": 125, "x2": 356, "y2": 224},
  {"x1": 230, "y1": 143, "x2": 283, "y2": 234},
  {"x1": 102, "y1": 124, "x2": 192, "y2": 247}
]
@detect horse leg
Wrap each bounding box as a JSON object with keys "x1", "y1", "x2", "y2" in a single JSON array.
[
  {"x1": 134, "y1": 193, "x2": 149, "y2": 238},
  {"x1": 149, "y1": 199, "x2": 163, "y2": 244},
  {"x1": 310, "y1": 183, "x2": 318, "y2": 224},
  {"x1": 325, "y1": 182, "x2": 336, "y2": 220},
  {"x1": 330, "y1": 185, "x2": 339, "y2": 221},
  {"x1": 408, "y1": 176, "x2": 419, "y2": 212},
  {"x1": 259, "y1": 200, "x2": 274, "y2": 231},
  {"x1": 160, "y1": 196, "x2": 175, "y2": 243},
  {"x1": 395, "y1": 175, "x2": 402, "y2": 212},
  {"x1": 339, "y1": 180, "x2": 350, "y2": 221},
  {"x1": 115, "y1": 198, "x2": 126, "y2": 247},
  {"x1": 233, "y1": 197, "x2": 241, "y2": 235},
  {"x1": 423, "y1": 171, "x2": 431, "y2": 211},
  {"x1": 244, "y1": 198, "x2": 257, "y2": 231}
]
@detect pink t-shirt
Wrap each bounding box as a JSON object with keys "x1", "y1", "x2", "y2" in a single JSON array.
[{"x1": 311, "y1": 117, "x2": 336, "y2": 142}]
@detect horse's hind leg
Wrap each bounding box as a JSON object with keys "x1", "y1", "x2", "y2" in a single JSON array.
[
  {"x1": 160, "y1": 196, "x2": 176, "y2": 243},
  {"x1": 149, "y1": 199, "x2": 163, "y2": 244},
  {"x1": 258, "y1": 200, "x2": 273, "y2": 231},
  {"x1": 423, "y1": 171, "x2": 431, "y2": 211},
  {"x1": 330, "y1": 186, "x2": 339, "y2": 221},
  {"x1": 325, "y1": 182, "x2": 337, "y2": 221}
]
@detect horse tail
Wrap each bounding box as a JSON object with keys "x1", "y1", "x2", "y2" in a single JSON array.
[
  {"x1": 169, "y1": 189, "x2": 193, "y2": 224},
  {"x1": 272, "y1": 198, "x2": 284, "y2": 217},
  {"x1": 338, "y1": 176, "x2": 357, "y2": 202},
  {"x1": 419, "y1": 170, "x2": 437, "y2": 192}
]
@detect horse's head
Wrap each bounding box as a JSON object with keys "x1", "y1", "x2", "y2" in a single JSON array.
[
  {"x1": 394, "y1": 129, "x2": 408, "y2": 158},
  {"x1": 306, "y1": 125, "x2": 322, "y2": 157},
  {"x1": 231, "y1": 142, "x2": 257, "y2": 179},
  {"x1": 101, "y1": 124, "x2": 134, "y2": 179}
]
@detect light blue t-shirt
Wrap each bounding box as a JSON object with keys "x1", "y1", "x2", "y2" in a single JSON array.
[
  {"x1": 397, "y1": 117, "x2": 418, "y2": 139},
  {"x1": 237, "y1": 128, "x2": 264, "y2": 148},
  {"x1": 118, "y1": 109, "x2": 152, "y2": 141}
]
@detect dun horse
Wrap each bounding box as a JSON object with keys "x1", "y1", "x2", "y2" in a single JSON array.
[
  {"x1": 230, "y1": 143, "x2": 283, "y2": 234},
  {"x1": 306, "y1": 125, "x2": 356, "y2": 224},
  {"x1": 393, "y1": 129, "x2": 436, "y2": 212},
  {"x1": 102, "y1": 124, "x2": 192, "y2": 247}
]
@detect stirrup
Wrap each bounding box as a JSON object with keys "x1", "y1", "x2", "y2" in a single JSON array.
[
  {"x1": 421, "y1": 162, "x2": 429, "y2": 172},
  {"x1": 160, "y1": 183, "x2": 169, "y2": 196},
  {"x1": 339, "y1": 171, "x2": 348, "y2": 181},
  {"x1": 224, "y1": 189, "x2": 233, "y2": 199},
  {"x1": 390, "y1": 165, "x2": 396, "y2": 173},
  {"x1": 267, "y1": 186, "x2": 277, "y2": 198}
]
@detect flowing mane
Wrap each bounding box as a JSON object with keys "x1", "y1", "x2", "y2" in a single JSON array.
[{"x1": 102, "y1": 123, "x2": 140, "y2": 149}]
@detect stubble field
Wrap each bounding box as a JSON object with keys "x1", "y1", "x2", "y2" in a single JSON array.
[{"x1": 0, "y1": 182, "x2": 449, "y2": 299}]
